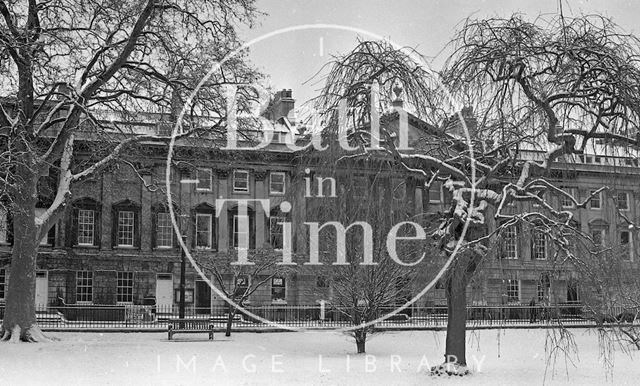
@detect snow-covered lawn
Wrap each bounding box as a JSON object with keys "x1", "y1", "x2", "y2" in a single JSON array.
[{"x1": 0, "y1": 328, "x2": 638, "y2": 385}]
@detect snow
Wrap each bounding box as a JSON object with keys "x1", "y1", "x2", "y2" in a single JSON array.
[{"x1": 0, "y1": 328, "x2": 639, "y2": 385}]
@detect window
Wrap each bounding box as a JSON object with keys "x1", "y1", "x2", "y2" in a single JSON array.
[
  {"x1": 536, "y1": 283, "x2": 545, "y2": 302},
  {"x1": 269, "y1": 214, "x2": 286, "y2": 249},
  {"x1": 429, "y1": 181, "x2": 442, "y2": 203},
  {"x1": 77, "y1": 209, "x2": 95, "y2": 246},
  {"x1": 229, "y1": 207, "x2": 255, "y2": 249},
  {"x1": 117, "y1": 272, "x2": 134, "y2": 303},
  {"x1": 112, "y1": 201, "x2": 139, "y2": 248},
  {"x1": 233, "y1": 170, "x2": 249, "y2": 193},
  {"x1": 265, "y1": 130, "x2": 285, "y2": 144},
  {"x1": 567, "y1": 280, "x2": 579, "y2": 303},
  {"x1": 196, "y1": 168, "x2": 212, "y2": 191},
  {"x1": 506, "y1": 279, "x2": 520, "y2": 303},
  {"x1": 537, "y1": 274, "x2": 550, "y2": 303},
  {"x1": 532, "y1": 232, "x2": 547, "y2": 260},
  {"x1": 117, "y1": 211, "x2": 135, "y2": 247},
  {"x1": 271, "y1": 277, "x2": 286, "y2": 302},
  {"x1": 0, "y1": 268, "x2": 5, "y2": 300},
  {"x1": 72, "y1": 198, "x2": 101, "y2": 247},
  {"x1": 620, "y1": 230, "x2": 632, "y2": 261},
  {"x1": 233, "y1": 215, "x2": 250, "y2": 249},
  {"x1": 76, "y1": 271, "x2": 93, "y2": 303},
  {"x1": 40, "y1": 224, "x2": 56, "y2": 246},
  {"x1": 503, "y1": 226, "x2": 518, "y2": 259},
  {"x1": 35, "y1": 208, "x2": 56, "y2": 246},
  {"x1": 156, "y1": 212, "x2": 173, "y2": 248},
  {"x1": 269, "y1": 172, "x2": 286, "y2": 195},
  {"x1": 0, "y1": 207, "x2": 7, "y2": 244},
  {"x1": 616, "y1": 192, "x2": 629, "y2": 211},
  {"x1": 589, "y1": 190, "x2": 601, "y2": 209},
  {"x1": 560, "y1": 188, "x2": 576, "y2": 208},
  {"x1": 195, "y1": 213, "x2": 213, "y2": 249}
]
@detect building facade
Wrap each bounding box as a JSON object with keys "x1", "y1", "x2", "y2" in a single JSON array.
[{"x1": 1, "y1": 90, "x2": 639, "y2": 314}]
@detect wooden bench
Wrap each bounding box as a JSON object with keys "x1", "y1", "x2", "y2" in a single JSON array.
[{"x1": 167, "y1": 318, "x2": 214, "y2": 340}]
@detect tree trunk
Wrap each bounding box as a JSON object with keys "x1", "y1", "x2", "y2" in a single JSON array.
[
  {"x1": 225, "y1": 302, "x2": 236, "y2": 337},
  {"x1": 1, "y1": 192, "x2": 47, "y2": 342},
  {"x1": 355, "y1": 329, "x2": 366, "y2": 353},
  {"x1": 444, "y1": 265, "x2": 469, "y2": 366}
]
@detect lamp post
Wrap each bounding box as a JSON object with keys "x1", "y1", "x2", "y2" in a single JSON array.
[{"x1": 179, "y1": 234, "x2": 187, "y2": 319}]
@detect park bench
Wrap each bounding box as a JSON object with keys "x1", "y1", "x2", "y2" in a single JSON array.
[{"x1": 167, "y1": 318, "x2": 214, "y2": 340}]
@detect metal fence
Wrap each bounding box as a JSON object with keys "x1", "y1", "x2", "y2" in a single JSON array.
[{"x1": 0, "y1": 303, "x2": 636, "y2": 330}]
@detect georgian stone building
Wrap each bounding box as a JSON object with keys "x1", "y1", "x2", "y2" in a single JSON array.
[
  {"x1": 0, "y1": 89, "x2": 638, "y2": 313},
  {"x1": 0, "y1": 89, "x2": 434, "y2": 313}
]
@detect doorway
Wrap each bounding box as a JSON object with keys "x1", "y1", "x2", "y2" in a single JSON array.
[
  {"x1": 156, "y1": 274, "x2": 174, "y2": 312},
  {"x1": 195, "y1": 280, "x2": 211, "y2": 315},
  {"x1": 35, "y1": 271, "x2": 48, "y2": 307}
]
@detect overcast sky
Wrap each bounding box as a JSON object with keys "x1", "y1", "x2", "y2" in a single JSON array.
[{"x1": 239, "y1": 0, "x2": 640, "y2": 108}]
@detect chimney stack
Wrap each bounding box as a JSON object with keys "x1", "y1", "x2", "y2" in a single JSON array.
[{"x1": 270, "y1": 89, "x2": 295, "y2": 123}]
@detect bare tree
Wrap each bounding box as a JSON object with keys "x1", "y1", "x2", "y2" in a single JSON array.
[
  {"x1": 195, "y1": 249, "x2": 293, "y2": 337},
  {"x1": 298, "y1": 140, "x2": 433, "y2": 354},
  {"x1": 313, "y1": 13, "x2": 640, "y2": 373},
  {"x1": 0, "y1": 0, "x2": 262, "y2": 342}
]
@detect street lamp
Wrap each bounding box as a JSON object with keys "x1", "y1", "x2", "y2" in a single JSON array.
[{"x1": 179, "y1": 234, "x2": 187, "y2": 319}]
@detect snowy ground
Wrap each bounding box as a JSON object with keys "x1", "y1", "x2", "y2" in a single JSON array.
[{"x1": 0, "y1": 328, "x2": 638, "y2": 385}]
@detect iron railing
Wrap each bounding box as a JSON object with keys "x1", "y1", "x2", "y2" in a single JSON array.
[{"x1": 0, "y1": 303, "x2": 635, "y2": 330}]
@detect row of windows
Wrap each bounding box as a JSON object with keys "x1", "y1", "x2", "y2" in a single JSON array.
[
  {"x1": 502, "y1": 226, "x2": 636, "y2": 261},
  {"x1": 76, "y1": 271, "x2": 136, "y2": 304},
  {"x1": 194, "y1": 169, "x2": 286, "y2": 195},
  {"x1": 74, "y1": 209, "x2": 287, "y2": 250},
  {"x1": 541, "y1": 188, "x2": 631, "y2": 211},
  {"x1": 502, "y1": 226, "x2": 548, "y2": 260},
  {"x1": 501, "y1": 277, "x2": 576, "y2": 305},
  {"x1": 349, "y1": 178, "x2": 444, "y2": 203},
  {"x1": 74, "y1": 271, "x2": 288, "y2": 304},
  {"x1": 503, "y1": 278, "x2": 552, "y2": 304},
  {"x1": 1, "y1": 205, "x2": 288, "y2": 251}
]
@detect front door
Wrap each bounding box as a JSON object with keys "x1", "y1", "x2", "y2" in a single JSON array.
[
  {"x1": 35, "y1": 271, "x2": 48, "y2": 308},
  {"x1": 195, "y1": 280, "x2": 211, "y2": 315},
  {"x1": 156, "y1": 274, "x2": 174, "y2": 312}
]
